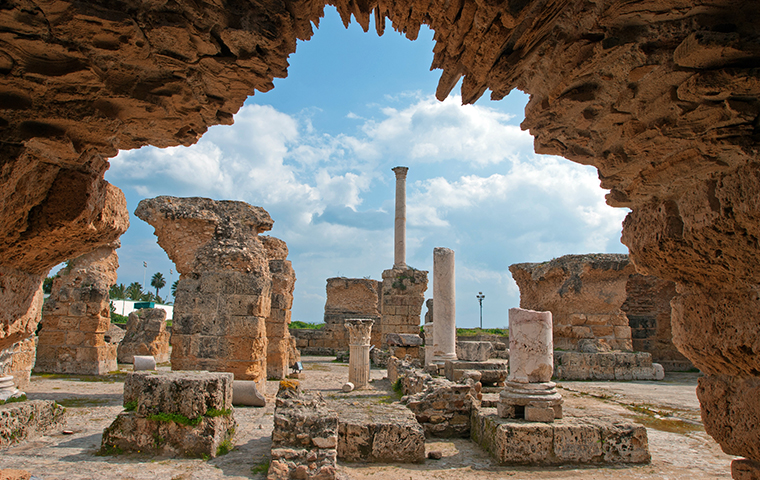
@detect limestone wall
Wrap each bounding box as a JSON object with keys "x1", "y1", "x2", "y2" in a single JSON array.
[
  {"x1": 136, "y1": 196, "x2": 290, "y2": 387},
  {"x1": 622, "y1": 274, "x2": 693, "y2": 371},
  {"x1": 264, "y1": 236, "x2": 297, "y2": 379},
  {"x1": 35, "y1": 243, "x2": 120, "y2": 375},
  {"x1": 510, "y1": 254, "x2": 635, "y2": 352},
  {"x1": 380, "y1": 267, "x2": 428, "y2": 345}
]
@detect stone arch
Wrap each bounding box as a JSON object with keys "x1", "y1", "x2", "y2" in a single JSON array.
[{"x1": 1, "y1": 1, "x2": 759, "y2": 475}]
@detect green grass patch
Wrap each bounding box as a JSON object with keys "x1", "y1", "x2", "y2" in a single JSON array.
[
  {"x1": 205, "y1": 408, "x2": 231, "y2": 418},
  {"x1": 456, "y1": 327, "x2": 508, "y2": 337},
  {"x1": 124, "y1": 400, "x2": 137, "y2": 411},
  {"x1": 111, "y1": 312, "x2": 128, "y2": 324},
  {"x1": 31, "y1": 372, "x2": 126, "y2": 383},
  {"x1": 148, "y1": 412, "x2": 202, "y2": 427},
  {"x1": 251, "y1": 456, "x2": 270, "y2": 475},
  {"x1": 56, "y1": 397, "x2": 111, "y2": 408},
  {"x1": 97, "y1": 443, "x2": 124, "y2": 456},
  {"x1": 0, "y1": 394, "x2": 27, "y2": 406},
  {"x1": 289, "y1": 321, "x2": 324, "y2": 329}
]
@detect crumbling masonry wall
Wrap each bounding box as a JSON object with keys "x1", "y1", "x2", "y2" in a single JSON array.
[
  {"x1": 136, "y1": 196, "x2": 289, "y2": 387},
  {"x1": 262, "y1": 236, "x2": 297, "y2": 380},
  {"x1": 35, "y1": 243, "x2": 120, "y2": 375},
  {"x1": 380, "y1": 267, "x2": 428, "y2": 346},
  {"x1": 1, "y1": 1, "x2": 759, "y2": 477}
]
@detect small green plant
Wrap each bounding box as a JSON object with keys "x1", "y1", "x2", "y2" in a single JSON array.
[
  {"x1": 251, "y1": 456, "x2": 271, "y2": 475},
  {"x1": 205, "y1": 408, "x2": 231, "y2": 418},
  {"x1": 148, "y1": 412, "x2": 202, "y2": 427},
  {"x1": 97, "y1": 443, "x2": 124, "y2": 456},
  {"x1": 111, "y1": 312, "x2": 128, "y2": 324},
  {"x1": 392, "y1": 378, "x2": 403, "y2": 395},
  {"x1": 216, "y1": 438, "x2": 234, "y2": 456},
  {"x1": 153, "y1": 432, "x2": 165, "y2": 449},
  {"x1": 0, "y1": 394, "x2": 27, "y2": 406},
  {"x1": 124, "y1": 400, "x2": 137, "y2": 411},
  {"x1": 456, "y1": 327, "x2": 508, "y2": 337}
]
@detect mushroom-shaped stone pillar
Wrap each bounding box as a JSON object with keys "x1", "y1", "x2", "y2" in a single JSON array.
[
  {"x1": 498, "y1": 308, "x2": 563, "y2": 422},
  {"x1": 345, "y1": 319, "x2": 374, "y2": 389}
]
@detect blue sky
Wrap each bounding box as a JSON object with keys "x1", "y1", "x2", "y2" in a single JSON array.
[{"x1": 102, "y1": 7, "x2": 629, "y2": 328}]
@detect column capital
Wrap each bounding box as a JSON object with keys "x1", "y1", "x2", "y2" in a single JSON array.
[
  {"x1": 345, "y1": 318, "x2": 374, "y2": 346},
  {"x1": 392, "y1": 166, "x2": 409, "y2": 178}
]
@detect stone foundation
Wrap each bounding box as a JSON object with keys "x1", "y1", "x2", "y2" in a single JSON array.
[
  {"x1": 444, "y1": 360, "x2": 508, "y2": 386},
  {"x1": 35, "y1": 244, "x2": 120, "y2": 375},
  {"x1": 101, "y1": 371, "x2": 235, "y2": 458},
  {"x1": 337, "y1": 403, "x2": 425, "y2": 463},
  {"x1": 380, "y1": 267, "x2": 428, "y2": 345},
  {"x1": 471, "y1": 406, "x2": 650, "y2": 466},
  {"x1": 0, "y1": 400, "x2": 66, "y2": 449},
  {"x1": 554, "y1": 351, "x2": 664, "y2": 381},
  {"x1": 269, "y1": 382, "x2": 337, "y2": 480}
]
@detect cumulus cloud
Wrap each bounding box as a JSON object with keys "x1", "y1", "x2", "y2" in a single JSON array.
[{"x1": 106, "y1": 93, "x2": 628, "y2": 327}]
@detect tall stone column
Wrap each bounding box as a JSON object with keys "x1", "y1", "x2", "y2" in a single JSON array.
[
  {"x1": 392, "y1": 166, "x2": 409, "y2": 269},
  {"x1": 499, "y1": 308, "x2": 563, "y2": 422},
  {"x1": 345, "y1": 319, "x2": 374, "y2": 389},
  {"x1": 432, "y1": 248, "x2": 457, "y2": 364}
]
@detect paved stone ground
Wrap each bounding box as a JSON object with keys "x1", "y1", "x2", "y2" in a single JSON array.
[{"x1": 0, "y1": 358, "x2": 735, "y2": 479}]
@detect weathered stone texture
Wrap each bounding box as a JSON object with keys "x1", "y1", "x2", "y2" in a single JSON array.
[
  {"x1": 0, "y1": 337, "x2": 37, "y2": 391},
  {"x1": 117, "y1": 308, "x2": 170, "y2": 364},
  {"x1": 102, "y1": 371, "x2": 235, "y2": 458},
  {"x1": 621, "y1": 274, "x2": 692, "y2": 371},
  {"x1": 337, "y1": 403, "x2": 425, "y2": 463},
  {"x1": 1, "y1": 0, "x2": 759, "y2": 473},
  {"x1": 381, "y1": 267, "x2": 428, "y2": 345},
  {"x1": 270, "y1": 382, "x2": 338, "y2": 480},
  {"x1": 328, "y1": 277, "x2": 382, "y2": 348},
  {"x1": 136, "y1": 196, "x2": 295, "y2": 385},
  {"x1": 471, "y1": 407, "x2": 650, "y2": 466},
  {"x1": 266, "y1": 244, "x2": 297, "y2": 380},
  {"x1": 35, "y1": 243, "x2": 120, "y2": 375},
  {"x1": 510, "y1": 254, "x2": 634, "y2": 352},
  {"x1": 554, "y1": 351, "x2": 662, "y2": 381},
  {"x1": 0, "y1": 400, "x2": 65, "y2": 449}
]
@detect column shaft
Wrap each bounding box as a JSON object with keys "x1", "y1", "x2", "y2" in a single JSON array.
[
  {"x1": 432, "y1": 247, "x2": 457, "y2": 363},
  {"x1": 345, "y1": 319, "x2": 374, "y2": 389},
  {"x1": 392, "y1": 166, "x2": 408, "y2": 268}
]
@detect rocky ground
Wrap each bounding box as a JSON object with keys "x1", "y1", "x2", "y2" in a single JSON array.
[{"x1": 1, "y1": 357, "x2": 734, "y2": 479}]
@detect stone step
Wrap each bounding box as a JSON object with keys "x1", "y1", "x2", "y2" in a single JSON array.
[{"x1": 337, "y1": 403, "x2": 425, "y2": 463}]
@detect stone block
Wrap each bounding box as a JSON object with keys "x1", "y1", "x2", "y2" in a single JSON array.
[
  {"x1": 732, "y1": 459, "x2": 760, "y2": 480},
  {"x1": 471, "y1": 406, "x2": 650, "y2": 466},
  {"x1": 337, "y1": 404, "x2": 425, "y2": 463},
  {"x1": 101, "y1": 412, "x2": 235, "y2": 458},
  {"x1": 444, "y1": 360, "x2": 508, "y2": 385},
  {"x1": 525, "y1": 406, "x2": 556, "y2": 422},
  {"x1": 118, "y1": 308, "x2": 170, "y2": 364},
  {"x1": 0, "y1": 400, "x2": 66, "y2": 449},
  {"x1": 133, "y1": 355, "x2": 156, "y2": 371},
  {"x1": 385, "y1": 333, "x2": 423, "y2": 346},
  {"x1": 456, "y1": 341, "x2": 494, "y2": 361},
  {"x1": 123, "y1": 371, "x2": 233, "y2": 419}
]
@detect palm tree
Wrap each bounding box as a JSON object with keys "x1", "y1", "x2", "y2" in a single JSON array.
[
  {"x1": 126, "y1": 282, "x2": 143, "y2": 301},
  {"x1": 109, "y1": 283, "x2": 126, "y2": 299},
  {"x1": 150, "y1": 272, "x2": 166, "y2": 298},
  {"x1": 171, "y1": 280, "x2": 178, "y2": 298}
]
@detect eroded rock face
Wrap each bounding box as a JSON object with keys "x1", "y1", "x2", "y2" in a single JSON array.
[
  {"x1": 117, "y1": 308, "x2": 170, "y2": 364},
  {"x1": 135, "y1": 196, "x2": 292, "y2": 386},
  {"x1": 35, "y1": 242, "x2": 120, "y2": 375},
  {"x1": 1, "y1": 0, "x2": 759, "y2": 473},
  {"x1": 263, "y1": 236, "x2": 297, "y2": 380},
  {"x1": 510, "y1": 255, "x2": 635, "y2": 352}
]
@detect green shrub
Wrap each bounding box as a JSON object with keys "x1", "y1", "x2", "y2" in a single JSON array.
[{"x1": 289, "y1": 321, "x2": 324, "y2": 330}]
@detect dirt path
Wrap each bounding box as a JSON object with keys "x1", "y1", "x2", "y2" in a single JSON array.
[{"x1": 1, "y1": 358, "x2": 735, "y2": 479}]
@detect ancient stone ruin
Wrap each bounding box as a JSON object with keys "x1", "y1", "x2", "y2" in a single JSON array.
[
  {"x1": 116, "y1": 308, "x2": 170, "y2": 365},
  {"x1": 262, "y1": 237, "x2": 298, "y2": 380},
  {"x1": 135, "y1": 196, "x2": 296, "y2": 386},
  {"x1": 1, "y1": 1, "x2": 759, "y2": 477},
  {"x1": 35, "y1": 242, "x2": 120, "y2": 375},
  {"x1": 345, "y1": 319, "x2": 373, "y2": 390},
  {"x1": 101, "y1": 371, "x2": 235, "y2": 458},
  {"x1": 291, "y1": 277, "x2": 381, "y2": 354}
]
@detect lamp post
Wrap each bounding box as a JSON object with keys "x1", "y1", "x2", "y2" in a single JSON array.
[
  {"x1": 143, "y1": 261, "x2": 148, "y2": 293},
  {"x1": 477, "y1": 292, "x2": 485, "y2": 329}
]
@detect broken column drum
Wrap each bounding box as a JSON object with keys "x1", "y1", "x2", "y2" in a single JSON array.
[
  {"x1": 499, "y1": 308, "x2": 563, "y2": 422},
  {"x1": 345, "y1": 319, "x2": 374, "y2": 389},
  {"x1": 393, "y1": 166, "x2": 409, "y2": 269},
  {"x1": 432, "y1": 248, "x2": 457, "y2": 364}
]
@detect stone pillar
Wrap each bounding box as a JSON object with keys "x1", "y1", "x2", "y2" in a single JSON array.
[
  {"x1": 35, "y1": 242, "x2": 120, "y2": 375},
  {"x1": 499, "y1": 308, "x2": 562, "y2": 422},
  {"x1": 432, "y1": 248, "x2": 457, "y2": 364},
  {"x1": 262, "y1": 236, "x2": 297, "y2": 380},
  {"x1": 392, "y1": 166, "x2": 408, "y2": 269},
  {"x1": 345, "y1": 319, "x2": 373, "y2": 389}
]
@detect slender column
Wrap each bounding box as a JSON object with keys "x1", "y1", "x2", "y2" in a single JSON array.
[
  {"x1": 345, "y1": 319, "x2": 374, "y2": 389},
  {"x1": 432, "y1": 248, "x2": 457, "y2": 363},
  {"x1": 392, "y1": 166, "x2": 409, "y2": 268},
  {"x1": 499, "y1": 308, "x2": 562, "y2": 422},
  {"x1": 424, "y1": 319, "x2": 435, "y2": 366}
]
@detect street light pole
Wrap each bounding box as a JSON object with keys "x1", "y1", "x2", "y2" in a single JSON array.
[
  {"x1": 477, "y1": 292, "x2": 485, "y2": 329},
  {"x1": 143, "y1": 261, "x2": 148, "y2": 293}
]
